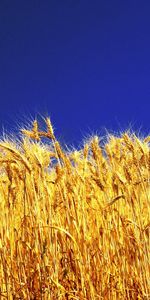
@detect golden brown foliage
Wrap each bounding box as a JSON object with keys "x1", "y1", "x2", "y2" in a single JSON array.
[{"x1": 0, "y1": 118, "x2": 149, "y2": 299}]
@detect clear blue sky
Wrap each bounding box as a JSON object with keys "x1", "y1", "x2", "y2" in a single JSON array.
[{"x1": 1, "y1": 0, "x2": 150, "y2": 146}]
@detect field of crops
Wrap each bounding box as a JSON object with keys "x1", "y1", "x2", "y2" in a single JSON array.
[{"x1": 0, "y1": 118, "x2": 149, "y2": 299}]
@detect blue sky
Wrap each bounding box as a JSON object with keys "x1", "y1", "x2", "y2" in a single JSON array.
[{"x1": 1, "y1": 0, "x2": 150, "y2": 146}]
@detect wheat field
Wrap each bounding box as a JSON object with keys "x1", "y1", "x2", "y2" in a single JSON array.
[{"x1": 0, "y1": 118, "x2": 149, "y2": 299}]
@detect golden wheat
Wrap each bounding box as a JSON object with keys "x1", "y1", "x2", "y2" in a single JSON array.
[{"x1": 0, "y1": 118, "x2": 149, "y2": 299}]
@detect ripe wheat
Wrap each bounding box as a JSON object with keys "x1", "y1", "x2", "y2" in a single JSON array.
[{"x1": 0, "y1": 118, "x2": 149, "y2": 299}]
